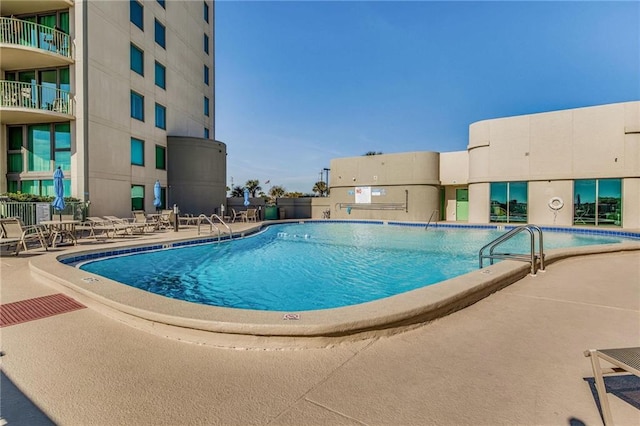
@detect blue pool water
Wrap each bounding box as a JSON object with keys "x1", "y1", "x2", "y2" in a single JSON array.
[{"x1": 79, "y1": 223, "x2": 626, "y2": 311}]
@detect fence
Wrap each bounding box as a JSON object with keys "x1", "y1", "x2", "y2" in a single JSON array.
[{"x1": 0, "y1": 201, "x2": 89, "y2": 226}]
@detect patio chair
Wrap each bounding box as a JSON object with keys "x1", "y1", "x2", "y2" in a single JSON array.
[
  {"x1": 0, "y1": 217, "x2": 47, "y2": 255},
  {"x1": 584, "y1": 347, "x2": 640, "y2": 425},
  {"x1": 83, "y1": 217, "x2": 129, "y2": 239},
  {"x1": 231, "y1": 208, "x2": 246, "y2": 223},
  {"x1": 245, "y1": 208, "x2": 258, "y2": 222}
]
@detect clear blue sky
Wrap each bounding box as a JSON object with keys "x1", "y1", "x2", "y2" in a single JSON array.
[{"x1": 215, "y1": 0, "x2": 639, "y2": 194}]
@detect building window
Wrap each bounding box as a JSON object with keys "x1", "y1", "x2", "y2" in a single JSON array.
[
  {"x1": 204, "y1": 128, "x2": 210, "y2": 139},
  {"x1": 155, "y1": 19, "x2": 166, "y2": 48},
  {"x1": 204, "y1": 96, "x2": 209, "y2": 117},
  {"x1": 204, "y1": 33, "x2": 209, "y2": 55},
  {"x1": 155, "y1": 145, "x2": 166, "y2": 170},
  {"x1": 155, "y1": 61, "x2": 166, "y2": 89},
  {"x1": 155, "y1": 103, "x2": 166, "y2": 129},
  {"x1": 574, "y1": 179, "x2": 622, "y2": 226},
  {"x1": 204, "y1": 65, "x2": 209, "y2": 85},
  {"x1": 7, "y1": 127, "x2": 23, "y2": 173},
  {"x1": 130, "y1": 0, "x2": 143, "y2": 30},
  {"x1": 131, "y1": 185, "x2": 145, "y2": 211},
  {"x1": 130, "y1": 44, "x2": 144, "y2": 75},
  {"x1": 131, "y1": 91, "x2": 144, "y2": 121},
  {"x1": 204, "y1": 2, "x2": 209, "y2": 23},
  {"x1": 157, "y1": 0, "x2": 166, "y2": 9},
  {"x1": 489, "y1": 181, "x2": 528, "y2": 223},
  {"x1": 131, "y1": 138, "x2": 144, "y2": 166}
]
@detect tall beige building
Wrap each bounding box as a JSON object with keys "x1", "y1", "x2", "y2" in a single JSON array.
[{"x1": 1, "y1": 0, "x2": 225, "y2": 217}]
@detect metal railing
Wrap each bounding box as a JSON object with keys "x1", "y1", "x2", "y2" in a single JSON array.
[
  {"x1": 479, "y1": 224, "x2": 545, "y2": 276},
  {"x1": 0, "y1": 201, "x2": 88, "y2": 226},
  {"x1": 425, "y1": 209, "x2": 439, "y2": 230},
  {"x1": 0, "y1": 80, "x2": 74, "y2": 114},
  {"x1": 0, "y1": 17, "x2": 72, "y2": 58},
  {"x1": 196, "y1": 214, "x2": 234, "y2": 241}
]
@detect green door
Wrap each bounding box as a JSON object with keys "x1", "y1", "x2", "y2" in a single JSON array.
[{"x1": 456, "y1": 188, "x2": 469, "y2": 221}]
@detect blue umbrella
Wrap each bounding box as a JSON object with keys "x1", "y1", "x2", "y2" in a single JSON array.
[
  {"x1": 52, "y1": 166, "x2": 65, "y2": 220},
  {"x1": 153, "y1": 180, "x2": 162, "y2": 211},
  {"x1": 243, "y1": 188, "x2": 250, "y2": 207}
]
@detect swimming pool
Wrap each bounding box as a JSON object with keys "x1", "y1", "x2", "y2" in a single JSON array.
[{"x1": 78, "y1": 222, "x2": 628, "y2": 311}]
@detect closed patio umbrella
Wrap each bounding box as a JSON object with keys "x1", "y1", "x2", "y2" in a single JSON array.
[
  {"x1": 153, "y1": 180, "x2": 162, "y2": 212},
  {"x1": 52, "y1": 166, "x2": 65, "y2": 220},
  {"x1": 243, "y1": 188, "x2": 250, "y2": 207}
]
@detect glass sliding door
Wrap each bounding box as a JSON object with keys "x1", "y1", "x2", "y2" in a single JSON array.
[
  {"x1": 27, "y1": 124, "x2": 51, "y2": 171},
  {"x1": 574, "y1": 179, "x2": 622, "y2": 226}
]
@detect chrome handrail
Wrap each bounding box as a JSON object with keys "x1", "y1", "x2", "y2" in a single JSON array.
[
  {"x1": 210, "y1": 214, "x2": 232, "y2": 240},
  {"x1": 425, "y1": 209, "x2": 439, "y2": 230},
  {"x1": 196, "y1": 214, "x2": 221, "y2": 241},
  {"x1": 479, "y1": 224, "x2": 545, "y2": 276}
]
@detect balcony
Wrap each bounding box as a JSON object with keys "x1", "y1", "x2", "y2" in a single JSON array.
[
  {"x1": 0, "y1": 80, "x2": 75, "y2": 124},
  {"x1": 0, "y1": 17, "x2": 73, "y2": 70},
  {"x1": 0, "y1": 1, "x2": 73, "y2": 16}
]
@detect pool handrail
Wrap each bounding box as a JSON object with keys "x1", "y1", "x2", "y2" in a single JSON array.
[
  {"x1": 196, "y1": 214, "x2": 221, "y2": 241},
  {"x1": 210, "y1": 214, "x2": 232, "y2": 239},
  {"x1": 479, "y1": 224, "x2": 545, "y2": 275}
]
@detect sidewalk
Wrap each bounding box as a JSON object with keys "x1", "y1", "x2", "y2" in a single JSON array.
[{"x1": 1, "y1": 228, "x2": 638, "y2": 425}]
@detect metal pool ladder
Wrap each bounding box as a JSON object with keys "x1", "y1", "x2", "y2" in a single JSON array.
[
  {"x1": 197, "y1": 214, "x2": 232, "y2": 241},
  {"x1": 479, "y1": 224, "x2": 545, "y2": 276}
]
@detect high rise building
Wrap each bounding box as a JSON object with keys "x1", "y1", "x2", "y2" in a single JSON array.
[{"x1": 1, "y1": 0, "x2": 226, "y2": 217}]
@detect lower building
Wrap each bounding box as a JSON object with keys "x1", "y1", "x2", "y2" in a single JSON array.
[{"x1": 326, "y1": 101, "x2": 640, "y2": 229}]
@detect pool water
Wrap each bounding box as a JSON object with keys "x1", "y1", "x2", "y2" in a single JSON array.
[{"x1": 79, "y1": 223, "x2": 624, "y2": 311}]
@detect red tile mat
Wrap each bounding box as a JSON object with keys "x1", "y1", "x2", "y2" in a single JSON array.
[{"x1": 0, "y1": 293, "x2": 85, "y2": 327}]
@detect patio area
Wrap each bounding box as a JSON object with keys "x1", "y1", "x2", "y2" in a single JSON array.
[{"x1": 1, "y1": 224, "x2": 639, "y2": 425}]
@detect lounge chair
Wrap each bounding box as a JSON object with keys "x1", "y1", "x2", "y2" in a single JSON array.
[
  {"x1": 0, "y1": 217, "x2": 47, "y2": 255},
  {"x1": 83, "y1": 217, "x2": 130, "y2": 239},
  {"x1": 132, "y1": 211, "x2": 155, "y2": 232},
  {"x1": 104, "y1": 215, "x2": 146, "y2": 234},
  {"x1": 584, "y1": 347, "x2": 640, "y2": 425}
]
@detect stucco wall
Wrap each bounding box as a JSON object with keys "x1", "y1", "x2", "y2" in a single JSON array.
[
  {"x1": 468, "y1": 101, "x2": 640, "y2": 228},
  {"x1": 329, "y1": 152, "x2": 441, "y2": 221},
  {"x1": 168, "y1": 137, "x2": 226, "y2": 216}
]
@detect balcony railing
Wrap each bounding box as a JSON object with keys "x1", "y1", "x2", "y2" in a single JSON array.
[
  {"x1": 0, "y1": 80, "x2": 74, "y2": 115},
  {"x1": 0, "y1": 17, "x2": 72, "y2": 59}
]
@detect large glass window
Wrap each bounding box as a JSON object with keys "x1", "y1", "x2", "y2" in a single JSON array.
[
  {"x1": 155, "y1": 103, "x2": 166, "y2": 129},
  {"x1": 7, "y1": 127, "x2": 23, "y2": 173},
  {"x1": 131, "y1": 138, "x2": 144, "y2": 166},
  {"x1": 131, "y1": 91, "x2": 144, "y2": 121},
  {"x1": 130, "y1": 44, "x2": 144, "y2": 75},
  {"x1": 155, "y1": 19, "x2": 166, "y2": 48},
  {"x1": 574, "y1": 179, "x2": 622, "y2": 226},
  {"x1": 490, "y1": 182, "x2": 528, "y2": 223},
  {"x1": 155, "y1": 145, "x2": 166, "y2": 170},
  {"x1": 131, "y1": 185, "x2": 145, "y2": 211},
  {"x1": 130, "y1": 0, "x2": 143, "y2": 30},
  {"x1": 155, "y1": 61, "x2": 166, "y2": 89},
  {"x1": 157, "y1": 0, "x2": 166, "y2": 9},
  {"x1": 27, "y1": 124, "x2": 51, "y2": 171},
  {"x1": 54, "y1": 123, "x2": 71, "y2": 170}
]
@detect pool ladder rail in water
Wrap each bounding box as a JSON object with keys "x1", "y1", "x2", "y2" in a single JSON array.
[{"x1": 478, "y1": 224, "x2": 545, "y2": 276}]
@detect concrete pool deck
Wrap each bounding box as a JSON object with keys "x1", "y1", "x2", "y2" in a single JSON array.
[{"x1": 1, "y1": 222, "x2": 639, "y2": 425}]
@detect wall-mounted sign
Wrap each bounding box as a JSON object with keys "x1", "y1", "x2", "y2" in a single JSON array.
[
  {"x1": 372, "y1": 188, "x2": 386, "y2": 197},
  {"x1": 355, "y1": 186, "x2": 371, "y2": 204}
]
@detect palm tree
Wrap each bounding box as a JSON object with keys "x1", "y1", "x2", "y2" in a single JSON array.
[
  {"x1": 231, "y1": 186, "x2": 244, "y2": 197},
  {"x1": 268, "y1": 185, "x2": 286, "y2": 200},
  {"x1": 313, "y1": 181, "x2": 327, "y2": 197},
  {"x1": 245, "y1": 179, "x2": 262, "y2": 197}
]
